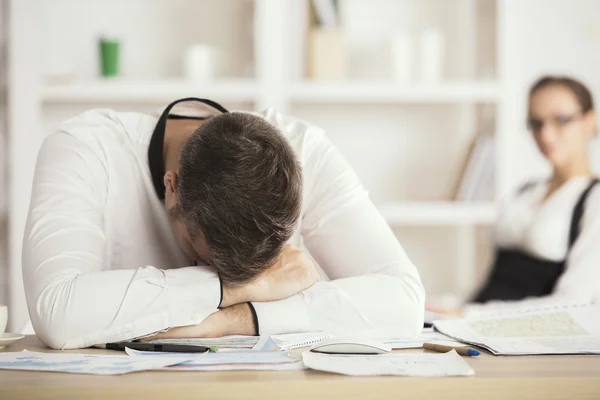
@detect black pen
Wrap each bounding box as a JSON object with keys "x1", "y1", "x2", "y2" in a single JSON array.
[{"x1": 105, "y1": 341, "x2": 217, "y2": 353}]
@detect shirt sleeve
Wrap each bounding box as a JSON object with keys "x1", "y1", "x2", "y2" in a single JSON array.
[
  {"x1": 251, "y1": 127, "x2": 425, "y2": 339},
  {"x1": 22, "y1": 114, "x2": 221, "y2": 350},
  {"x1": 464, "y1": 184, "x2": 600, "y2": 318}
]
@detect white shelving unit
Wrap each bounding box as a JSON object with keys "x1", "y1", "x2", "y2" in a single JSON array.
[
  {"x1": 288, "y1": 81, "x2": 501, "y2": 103},
  {"x1": 41, "y1": 80, "x2": 501, "y2": 105},
  {"x1": 7, "y1": 0, "x2": 514, "y2": 330},
  {"x1": 41, "y1": 79, "x2": 259, "y2": 103}
]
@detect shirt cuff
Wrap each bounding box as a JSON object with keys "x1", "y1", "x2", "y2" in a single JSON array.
[
  {"x1": 164, "y1": 266, "x2": 221, "y2": 327},
  {"x1": 218, "y1": 276, "x2": 224, "y2": 308},
  {"x1": 247, "y1": 302, "x2": 259, "y2": 335},
  {"x1": 251, "y1": 294, "x2": 311, "y2": 335}
]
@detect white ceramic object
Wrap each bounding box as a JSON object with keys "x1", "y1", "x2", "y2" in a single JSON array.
[
  {"x1": 183, "y1": 44, "x2": 215, "y2": 82},
  {"x1": 390, "y1": 31, "x2": 413, "y2": 84},
  {"x1": 419, "y1": 28, "x2": 446, "y2": 83},
  {"x1": 0, "y1": 306, "x2": 25, "y2": 349},
  {"x1": 0, "y1": 333, "x2": 26, "y2": 349},
  {"x1": 0, "y1": 305, "x2": 7, "y2": 333}
]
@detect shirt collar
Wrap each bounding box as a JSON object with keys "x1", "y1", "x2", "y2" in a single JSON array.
[{"x1": 148, "y1": 98, "x2": 229, "y2": 200}]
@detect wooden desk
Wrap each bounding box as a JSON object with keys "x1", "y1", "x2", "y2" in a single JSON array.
[{"x1": 1, "y1": 336, "x2": 599, "y2": 400}]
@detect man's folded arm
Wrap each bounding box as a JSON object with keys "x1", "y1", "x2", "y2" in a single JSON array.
[
  {"x1": 23, "y1": 130, "x2": 220, "y2": 349},
  {"x1": 251, "y1": 130, "x2": 425, "y2": 338}
]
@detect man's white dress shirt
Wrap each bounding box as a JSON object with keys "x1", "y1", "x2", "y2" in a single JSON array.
[{"x1": 23, "y1": 102, "x2": 425, "y2": 349}]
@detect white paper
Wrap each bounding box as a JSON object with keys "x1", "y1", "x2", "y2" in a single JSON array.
[
  {"x1": 384, "y1": 330, "x2": 466, "y2": 349},
  {"x1": 302, "y1": 349, "x2": 474, "y2": 377},
  {"x1": 254, "y1": 336, "x2": 279, "y2": 351},
  {"x1": 434, "y1": 303, "x2": 600, "y2": 355},
  {"x1": 126, "y1": 347, "x2": 305, "y2": 371},
  {"x1": 0, "y1": 350, "x2": 189, "y2": 375}
]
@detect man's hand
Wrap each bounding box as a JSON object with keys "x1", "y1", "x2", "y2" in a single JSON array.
[
  {"x1": 143, "y1": 303, "x2": 256, "y2": 341},
  {"x1": 247, "y1": 244, "x2": 322, "y2": 302},
  {"x1": 220, "y1": 245, "x2": 321, "y2": 307}
]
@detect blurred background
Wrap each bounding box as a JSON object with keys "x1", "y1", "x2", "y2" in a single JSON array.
[{"x1": 1, "y1": 0, "x2": 600, "y2": 331}]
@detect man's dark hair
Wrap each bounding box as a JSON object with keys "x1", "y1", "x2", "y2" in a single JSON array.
[{"x1": 176, "y1": 112, "x2": 302, "y2": 284}]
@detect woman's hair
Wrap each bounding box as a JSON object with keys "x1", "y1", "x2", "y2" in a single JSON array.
[{"x1": 529, "y1": 75, "x2": 594, "y2": 113}]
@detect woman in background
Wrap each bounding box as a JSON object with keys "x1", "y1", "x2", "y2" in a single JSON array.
[{"x1": 433, "y1": 75, "x2": 600, "y2": 317}]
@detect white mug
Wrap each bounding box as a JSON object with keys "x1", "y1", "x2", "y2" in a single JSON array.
[
  {"x1": 419, "y1": 28, "x2": 446, "y2": 83},
  {"x1": 183, "y1": 44, "x2": 215, "y2": 82},
  {"x1": 0, "y1": 305, "x2": 7, "y2": 334},
  {"x1": 390, "y1": 31, "x2": 413, "y2": 84}
]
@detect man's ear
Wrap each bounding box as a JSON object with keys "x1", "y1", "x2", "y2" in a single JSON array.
[{"x1": 164, "y1": 170, "x2": 178, "y2": 197}]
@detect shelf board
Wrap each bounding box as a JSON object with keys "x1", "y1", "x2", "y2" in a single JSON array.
[
  {"x1": 378, "y1": 201, "x2": 497, "y2": 226},
  {"x1": 41, "y1": 79, "x2": 259, "y2": 103},
  {"x1": 289, "y1": 81, "x2": 501, "y2": 104},
  {"x1": 41, "y1": 79, "x2": 501, "y2": 105}
]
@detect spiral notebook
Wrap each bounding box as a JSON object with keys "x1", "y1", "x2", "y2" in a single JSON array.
[{"x1": 270, "y1": 332, "x2": 332, "y2": 351}]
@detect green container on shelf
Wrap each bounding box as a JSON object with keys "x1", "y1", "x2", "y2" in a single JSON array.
[{"x1": 99, "y1": 38, "x2": 120, "y2": 78}]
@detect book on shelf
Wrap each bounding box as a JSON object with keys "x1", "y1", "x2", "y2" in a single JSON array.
[
  {"x1": 308, "y1": 0, "x2": 346, "y2": 81},
  {"x1": 311, "y1": 0, "x2": 338, "y2": 28},
  {"x1": 453, "y1": 133, "x2": 495, "y2": 202}
]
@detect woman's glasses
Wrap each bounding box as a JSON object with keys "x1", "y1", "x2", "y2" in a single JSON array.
[{"x1": 527, "y1": 113, "x2": 583, "y2": 133}]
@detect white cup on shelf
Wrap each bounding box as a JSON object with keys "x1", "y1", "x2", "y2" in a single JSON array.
[
  {"x1": 183, "y1": 44, "x2": 216, "y2": 82},
  {"x1": 390, "y1": 31, "x2": 413, "y2": 84},
  {"x1": 419, "y1": 28, "x2": 445, "y2": 83}
]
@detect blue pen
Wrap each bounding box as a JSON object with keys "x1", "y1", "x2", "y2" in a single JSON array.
[
  {"x1": 423, "y1": 342, "x2": 480, "y2": 357},
  {"x1": 465, "y1": 348, "x2": 480, "y2": 357}
]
